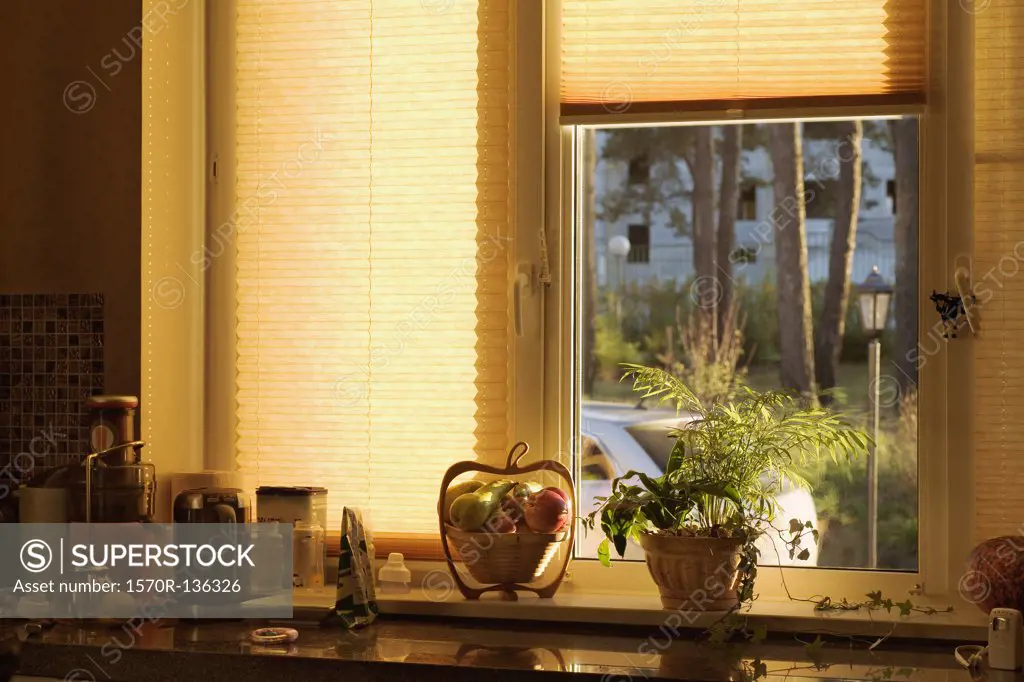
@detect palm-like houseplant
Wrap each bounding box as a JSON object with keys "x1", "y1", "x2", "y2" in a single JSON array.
[{"x1": 585, "y1": 364, "x2": 869, "y2": 609}]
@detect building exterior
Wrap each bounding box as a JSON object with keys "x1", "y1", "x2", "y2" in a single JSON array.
[{"x1": 594, "y1": 129, "x2": 898, "y2": 291}]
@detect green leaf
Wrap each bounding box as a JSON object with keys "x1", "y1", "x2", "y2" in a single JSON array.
[
  {"x1": 612, "y1": 531, "x2": 628, "y2": 558},
  {"x1": 597, "y1": 538, "x2": 611, "y2": 567},
  {"x1": 749, "y1": 624, "x2": 768, "y2": 645},
  {"x1": 789, "y1": 518, "x2": 804, "y2": 534},
  {"x1": 896, "y1": 599, "x2": 914, "y2": 617},
  {"x1": 804, "y1": 635, "x2": 825, "y2": 662},
  {"x1": 666, "y1": 439, "x2": 687, "y2": 475},
  {"x1": 797, "y1": 548, "x2": 810, "y2": 561}
]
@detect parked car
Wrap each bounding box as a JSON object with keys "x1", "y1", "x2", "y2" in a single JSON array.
[{"x1": 578, "y1": 401, "x2": 820, "y2": 566}]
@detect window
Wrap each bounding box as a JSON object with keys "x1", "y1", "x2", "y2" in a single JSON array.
[
  {"x1": 578, "y1": 119, "x2": 920, "y2": 571},
  {"x1": 628, "y1": 155, "x2": 650, "y2": 185},
  {"x1": 556, "y1": 0, "x2": 943, "y2": 595},
  {"x1": 222, "y1": 0, "x2": 515, "y2": 541},
  {"x1": 973, "y1": 0, "x2": 1024, "y2": 544},
  {"x1": 626, "y1": 224, "x2": 650, "y2": 263},
  {"x1": 731, "y1": 245, "x2": 758, "y2": 265},
  {"x1": 738, "y1": 184, "x2": 758, "y2": 221},
  {"x1": 887, "y1": 179, "x2": 898, "y2": 215}
]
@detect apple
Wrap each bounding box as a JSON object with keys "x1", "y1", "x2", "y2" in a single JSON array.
[
  {"x1": 524, "y1": 489, "x2": 570, "y2": 533},
  {"x1": 542, "y1": 486, "x2": 569, "y2": 502}
]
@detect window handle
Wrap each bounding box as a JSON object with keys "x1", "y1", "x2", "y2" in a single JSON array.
[{"x1": 514, "y1": 264, "x2": 534, "y2": 337}]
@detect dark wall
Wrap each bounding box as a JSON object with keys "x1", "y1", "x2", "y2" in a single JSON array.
[{"x1": 0, "y1": 0, "x2": 141, "y2": 399}]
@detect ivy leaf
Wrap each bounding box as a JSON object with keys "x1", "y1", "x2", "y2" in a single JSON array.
[
  {"x1": 789, "y1": 518, "x2": 803, "y2": 534},
  {"x1": 895, "y1": 668, "x2": 915, "y2": 678},
  {"x1": 882, "y1": 598, "x2": 894, "y2": 613},
  {"x1": 804, "y1": 520, "x2": 813, "y2": 529},
  {"x1": 749, "y1": 624, "x2": 768, "y2": 645},
  {"x1": 752, "y1": 658, "x2": 768, "y2": 678},
  {"x1": 804, "y1": 635, "x2": 825, "y2": 663},
  {"x1": 811, "y1": 529, "x2": 820, "y2": 543},
  {"x1": 797, "y1": 548, "x2": 811, "y2": 561},
  {"x1": 866, "y1": 590, "x2": 883, "y2": 605},
  {"x1": 896, "y1": 599, "x2": 914, "y2": 617},
  {"x1": 597, "y1": 538, "x2": 611, "y2": 567}
]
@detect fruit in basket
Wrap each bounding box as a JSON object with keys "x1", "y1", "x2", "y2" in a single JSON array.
[
  {"x1": 512, "y1": 481, "x2": 542, "y2": 500},
  {"x1": 449, "y1": 479, "x2": 517, "y2": 531},
  {"x1": 523, "y1": 487, "x2": 570, "y2": 533},
  {"x1": 484, "y1": 510, "x2": 518, "y2": 534},
  {"x1": 541, "y1": 486, "x2": 569, "y2": 502},
  {"x1": 442, "y1": 479, "x2": 484, "y2": 523}
]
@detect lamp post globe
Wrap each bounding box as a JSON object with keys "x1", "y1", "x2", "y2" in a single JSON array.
[{"x1": 857, "y1": 265, "x2": 894, "y2": 338}]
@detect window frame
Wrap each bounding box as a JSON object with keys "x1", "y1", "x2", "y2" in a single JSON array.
[{"x1": 531, "y1": 0, "x2": 973, "y2": 602}]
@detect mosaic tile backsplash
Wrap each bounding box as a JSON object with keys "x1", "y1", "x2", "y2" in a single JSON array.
[{"x1": 0, "y1": 294, "x2": 105, "y2": 477}]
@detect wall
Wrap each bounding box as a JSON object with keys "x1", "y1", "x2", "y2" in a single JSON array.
[{"x1": 0, "y1": 2, "x2": 141, "y2": 409}]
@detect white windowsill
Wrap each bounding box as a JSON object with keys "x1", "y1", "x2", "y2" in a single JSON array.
[{"x1": 291, "y1": 584, "x2": 987, "y2": 643}]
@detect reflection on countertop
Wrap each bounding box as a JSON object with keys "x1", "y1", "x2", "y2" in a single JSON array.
[{"x1": 0, "y1": 616, "x2": 1015, "y2": 682}]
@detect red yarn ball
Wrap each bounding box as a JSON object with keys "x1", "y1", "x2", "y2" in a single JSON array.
[{"x1": 963, "y1": 536, "x2": 1024, "y2": 613}]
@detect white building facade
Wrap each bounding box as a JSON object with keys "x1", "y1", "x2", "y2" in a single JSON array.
[{"x1": 594, "y1": 130, "x2": 898, "y2": 291}]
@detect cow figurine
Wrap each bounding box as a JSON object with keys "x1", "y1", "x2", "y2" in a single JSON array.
[{"x1": 930, "y1": 289, "x2": 973, "y2": 338}]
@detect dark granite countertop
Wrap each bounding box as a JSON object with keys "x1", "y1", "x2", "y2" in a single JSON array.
[{"x1": 0, "y1": 616, "x2": 1014, "y2": 682}]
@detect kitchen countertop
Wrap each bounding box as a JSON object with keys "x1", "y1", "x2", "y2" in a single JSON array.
[{"x1": 0, "y1": 615, "x2": 1013, "y2": 682}]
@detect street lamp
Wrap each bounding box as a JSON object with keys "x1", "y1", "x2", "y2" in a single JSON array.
[
  {"x1": 857, "y1": 265, "x2": 893, "y2": 569},
  {"x1": 608, "y1": 235, "x2": 631, "y2": 319}
]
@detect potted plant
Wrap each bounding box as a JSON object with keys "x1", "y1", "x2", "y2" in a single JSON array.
[{"x1": 584, "y1": 364, "x2": 869, "y2": 610}]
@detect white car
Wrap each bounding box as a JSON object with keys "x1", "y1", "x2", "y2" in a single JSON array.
[{"x1": 578, "y1": 401, "x2": 819, "y2": 566}]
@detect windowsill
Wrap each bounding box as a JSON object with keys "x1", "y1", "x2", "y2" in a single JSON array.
[{"x1": 292, "y1": 584, "x2": 987, "y2": 643}]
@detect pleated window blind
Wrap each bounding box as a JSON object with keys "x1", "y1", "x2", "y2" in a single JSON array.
[
  {"x1": 560, "y1": 0, "x2": 928, "y2": 117},
  {"x1": 973, "y1": 0, "x2": 1024, "y2": 542},
  {"x1": 234, "y1": 1, "x2": 513, "y2": 536}
]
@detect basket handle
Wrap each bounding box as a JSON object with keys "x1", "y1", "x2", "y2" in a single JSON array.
[{"x1": 505, "y1": 441, "x2": 530, "y2": 469}]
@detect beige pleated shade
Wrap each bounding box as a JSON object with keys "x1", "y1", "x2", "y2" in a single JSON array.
[
  {"x1": 560, "y1": 0, "x2": 928, "y2": 117},
  {"x1": 234, "y1": 0, "x2": 513, "y2": 536},
  {"x1": 973, "y1": 0, "x2": 1024, "y2": 542}
]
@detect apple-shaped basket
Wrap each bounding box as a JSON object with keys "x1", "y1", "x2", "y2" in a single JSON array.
[{"x1": 437, "y1": 441, "x2": 576, "y2": 600}]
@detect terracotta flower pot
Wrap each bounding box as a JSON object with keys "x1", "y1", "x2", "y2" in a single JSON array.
[{"x1": 638, "y1": 533, "x2": 744, "y2": 611}]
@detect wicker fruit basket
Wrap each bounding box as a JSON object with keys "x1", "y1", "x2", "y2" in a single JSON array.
[
  {"x1": 438, "y1": 441, "x2": 575, "y2": 600},
  {"x1": 446, "y1": 526, "x2": 568, "y2": 585}
]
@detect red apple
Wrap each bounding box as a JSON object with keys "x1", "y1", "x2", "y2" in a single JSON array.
[
  {"x1": 542, "y1": 486, "x2": 569, "y2": 502},
  {"x1": 524, "y1": 489, "x2": 570, "y2": 533}
]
